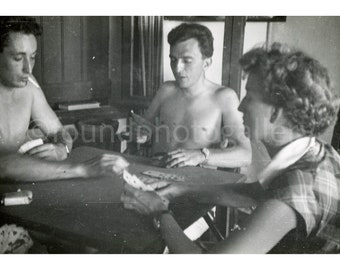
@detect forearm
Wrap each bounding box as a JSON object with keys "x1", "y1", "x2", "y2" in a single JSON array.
[
  {"x1": 184, "y1": 182, "x2": 265, "y2": 208},
  {"x1": 0, "y1": 154, "x2": 86, "y2": 182},
  {"x1": 205, "y1": 145, "x2": 251, "y2": 168},
  {"x1": 160, "y1": 213, "x2": 202, "y2": 254}
]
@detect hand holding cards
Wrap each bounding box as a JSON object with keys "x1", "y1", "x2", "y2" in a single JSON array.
[
  {"x1": 122, "y1": 170, "x2": 169, "y2": 205},
  {"x1": 122, "y1": 170, "x2": 154, "y2": 191},
  {"x1": 130, "y1": 110, "x2": 155, "y2": 144}
]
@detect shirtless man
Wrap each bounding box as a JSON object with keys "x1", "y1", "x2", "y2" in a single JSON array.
[
  {"x1": 134, "y1": 23, "x2": 251, "y2": 169},
  {"x1": 0, "y1": 17, "x2": 125, "y2": 181}
]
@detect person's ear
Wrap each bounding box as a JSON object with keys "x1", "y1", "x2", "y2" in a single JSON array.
[
  {"x1": 270, "y1": 107, "x2": 283, "y2": 123},
  {"x1": 203, "y1": 58, "x2": 212, "y2": 70}
]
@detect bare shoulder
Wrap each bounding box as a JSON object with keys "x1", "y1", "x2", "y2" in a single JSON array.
[
  {"x1": 213, "y1": 85, "x2": 240, "y2": 108},
  {"x1": 156, "y1": 81, "x2": 179, "y2": 102},
  {"x1": 144, "y1": 81, "x2": 179, "y2": 119}
]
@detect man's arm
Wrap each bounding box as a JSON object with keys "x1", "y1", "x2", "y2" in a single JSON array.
[
  {"x1": 143, "y1": 82, "x2": 175, "y2": 123},
  {"x1": 28, "y1": 77, "x2": 72, "y2": 160},
  {"x1": 206, "y1": 88, "x2": 251, "y2": 168},
  {"x1": 0, "y1": 153, "x2": 84, "y2": 181},
  {"x1": 131, "y1": 82, "x2": 175, "y2": 143},
  {"x1": 0, "y1": 152, "x2": 129, "y2": 182}
]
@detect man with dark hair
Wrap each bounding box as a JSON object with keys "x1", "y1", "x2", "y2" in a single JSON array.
[
  {"x1": 0, "y1": 16, "x2": 71, "y2": 159},
  {"x1": 133, "y1": 22, "x2": 251, "y2": 170},
  {"x1": 167, "y1": 23, "x2": 214, "y2": 58},
  {"x1": 0, "y1": 16, "x2": 131, "y2": 253},
  {"x1": 121, "y1": 43, "x2": 340, "y2": 253},
  {"x1": 0, "y1": 16, "x2": 126, "y2": 182},
  {"x1": 0, "y1": 16, "x2": 42, "y2": 52},
  {"x1": 131, "y1": 22, "x2": 251, "y2": 242}
]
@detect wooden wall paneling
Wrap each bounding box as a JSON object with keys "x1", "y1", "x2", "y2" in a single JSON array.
[
  {"x1": 222, "y1": 17, "x2": 246, "y2": 98},
  {"x1": 63, "y1": 16, "x2": 82, "y2": 82},
  {"x1": 42, "y1": 16, "x2": 62, "y2": 84},
  {"x1": 121, "y1": 16, "x2": 133, "y2": 99},
  {"x1": 85, "y1": 16, "x2": 110, "y2": 105},
  {"x1": 109, "y1": 16, "x2": 123, "y2": 103},
  {"x1": 81, "y1": 16, "x2": 88, "y2": 82},
  {"x1": 43, "y1": 81, "x2": 94, "y2": 107},
  {"x1": 222, "y1": 17, "x2": 233, "y2": 90},
  {"x1": 32, "y1": 16, "x2": 43, "y2": 84},
  {"x1": 229, "y1": 17, "x2": 246, "y2": 96}
]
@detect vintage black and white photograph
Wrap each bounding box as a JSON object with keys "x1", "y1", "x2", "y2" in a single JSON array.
[{"x1": 0, "y1": 2, "x2": 339, "y2": 266}]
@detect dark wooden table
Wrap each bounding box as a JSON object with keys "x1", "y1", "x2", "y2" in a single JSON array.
[{"x1": 0, "y1": 146, "x2": 245, "y2": 253}]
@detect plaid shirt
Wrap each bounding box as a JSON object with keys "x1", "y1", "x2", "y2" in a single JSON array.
[{"x1": 266, "y1": 140, "x2": 340, "y2": 253}]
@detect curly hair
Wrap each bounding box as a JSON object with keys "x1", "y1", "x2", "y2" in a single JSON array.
[
  {"x1": 240, "y1": 42, "x2": 340, "y2": 136},
  {"x1": 168, "y1": 23, "x2": 214, "y2": 58},
  {"x1": 0, "y1": 16, "x2": 42, "y2": 52}
]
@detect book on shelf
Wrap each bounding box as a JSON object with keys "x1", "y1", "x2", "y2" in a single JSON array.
[{"x1": 58, "y1": 101, "x2": 101, "y2": 111}]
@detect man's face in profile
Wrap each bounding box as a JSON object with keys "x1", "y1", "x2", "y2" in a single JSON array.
[
  {"x1": 169, "y1": 38, "x2": 210, "y2": 89},
  {"x1": 0, "y1": 32, "x2": 37, "y2": 88}
]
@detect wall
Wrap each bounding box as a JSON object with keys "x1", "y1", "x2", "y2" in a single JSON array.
[
  {"x1": 268, "y1": 16, "x2": 340, "y2": 143},
  {"x1": 32, "y1": 16, "x2": 111, "y2": 108},
  {"x1": 240, "y1": 22, "x2": 268, "y2": 100}
]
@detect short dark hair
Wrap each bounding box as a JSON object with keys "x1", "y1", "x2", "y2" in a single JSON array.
[
  {"x1": 240, "y1": 42, "x2": 340, "y2": 136},
  {"x1": 0, "y1": 16, "x2": 42, "y2": 52},
  {"x1": 167, "y1": 23, "x2": 214, "y2": 58}
]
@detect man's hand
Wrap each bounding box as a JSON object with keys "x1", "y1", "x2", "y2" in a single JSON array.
[
  {"x1": 82, "y1": 153, "x2": 130, "y2": 177},
  {"x1": 27, "y1": 143, "x2": 68, "y2": 161},
  {"x1": 164, "y1": 149, "x2": 205, "y2": 168},
  {"x1": 130, "y1": 121, "x2": 152, "y2": 144},
  {"x1": 121, "y1": 184, "x2": 169, "y2": 216}
]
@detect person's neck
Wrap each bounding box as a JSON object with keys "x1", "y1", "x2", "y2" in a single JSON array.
[
  {"x1": 181, "y1": 77, "x2": 207, "y2": 98},
  {"x1": 262, "y1": 132, "x2": 304, "y2": 158}
]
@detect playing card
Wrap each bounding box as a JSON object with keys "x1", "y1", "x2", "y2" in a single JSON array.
[
  {"x1": 123, "y1": 170, "x2": 154, "y2": 191},
  {"x1": 142, "y1": 170, "x2": 185, "y2": 182}
]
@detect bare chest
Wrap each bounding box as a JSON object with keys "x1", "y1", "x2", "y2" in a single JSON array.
[
  {"x1": 0, "y1": 91, "x2": 32, "y2": 152},
  {"x1": 158, "y1": 95, "x2": 223, "y2": 148}
]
